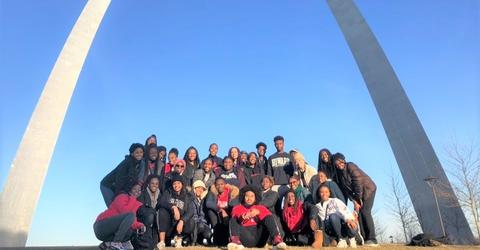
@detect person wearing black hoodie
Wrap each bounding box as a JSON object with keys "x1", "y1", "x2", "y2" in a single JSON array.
[
  {"x1": 317, "y1": 148, "x2": 337, "y2": 183},
  {"x1": 101, "y1": 143, "x2": 144, "y2": 207},
  {"x1": 156, "y1": 174, "x2": 194, "y2": 249},
  {"x1": 333, "y1": 153, "x2": 378, "y2": 246},
  {"x1": 139, "y1": 145, "x2": 159, "y2": 186},
  {"x1": 228, "y1": 185, "x2": 287, "y2": 250},
  {"x1": 256, "y1": 142, "x2": 268, "y2": 175},
  {"x1": 214, "y1": 156, "x2": 246, "y2": 188},
  {"x1": 242, "y1": 152, "x2": 264, "y2": 189},
  {"x1": 267, "y1": 136, "x2": 294, "y2": 191},
  {"x1": 201, "y1": 143, "x2": 223, "y2": 169}
]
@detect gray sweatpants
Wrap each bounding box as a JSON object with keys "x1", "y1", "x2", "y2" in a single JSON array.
[{"x1": 94, "y1": 212, "x2": 135, "y2": 242}]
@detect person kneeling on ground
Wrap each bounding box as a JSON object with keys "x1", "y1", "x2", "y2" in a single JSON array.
[
  {"x1": 282, "y1": 190, "x2": 323, "y2": 248},
  {"x1": 156, "y1": 175, "x2": 194, "y2": 249},
  {"x1": 228, "y1": 185, "x2": 287, "y2": 250},
  {"x1": 316, "y1": 184, "x2": 358, "y2": 248},
  {"x1": 94, "y1": 181, "x2": 146, "y2": 250}
]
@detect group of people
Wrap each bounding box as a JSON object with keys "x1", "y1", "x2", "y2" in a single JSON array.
[{"x1": 93, "y1": 134, "x2": 378, "y2": 250}]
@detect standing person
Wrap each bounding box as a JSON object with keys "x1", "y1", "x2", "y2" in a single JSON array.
[
  {"x1": 160, "y1": 148, "x2": 179, "y2": 178},
  {"x1": 267, "y1": 136, "x2": 294, "y2": 195},
  {"x1": 205, "y1": 177, "x2": 240, "y2": 246},
  {"x1": 157, "y1": 175, "x2": 194, "y2": 249},
  {"x1": 157, "y1": 146, "x2": 167, "y2": 176},
  {"x1": 239, "y1": 151, "x2": 249, "y2": 167},
  {"x1": 309, "y1": 170, "x2": 346, "y2": 204},
  {"x1": 214, "y1": 156, "x2": 246, "y2": 188},
  {"x1": 101, "y1": 143, "x2": 144, "y2": 207},
  {"x1": 291, "y1": 149, "x2": 317, "y2": 189},
  {"x1": 184, "y1": 146, "x2": 201, "y2": 170},
  {"x1": 282, "y1": 190, "x2": 322, "y2": 247},
  {"x1": 145, "y1": 134, "x2": 157, "y2": 148},
  {"x1": 333, "y1": 153, "x2": 378, "y2": 246},
  {"x1": 242, "y1": 152, "x2": 264, "y2": 189},
  {"x1": 316, "y1": 185, "x2": 358, "y2": 248},
  {"x1": 134, "y1": 175, "x2": 162, "y2": 250},
  {"x1": 94, "y1": 181, "x2": 146, "y2": 250},
  {"x1": 228, "y1": 147, "x2": 241, "y2": 167},
  {"x1": 139, "y1": 145, "x2": 159, "y2": 185},
  {"x1": 193, "y1": 158, "x2": 216, "y2": 189},
  {"x1": 256, "y1": 142, "x2": 268, "y2": 175},
  {"x1": 318, "y1": 148, "x2": 337, "y2": 183},
  {"x1": 228, "y1": 185, "x2": 287, "y2": 250},
  {"x1": 191, "y1": 180, "x2": 213, "y2": 246},
  {"x1": 201, "y1": 143, "x2": 223, "y2": 169}
]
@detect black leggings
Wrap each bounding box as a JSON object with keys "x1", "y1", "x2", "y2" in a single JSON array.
[
  {"x1": 157, "y1": 208, "x2": 193, "y2": 237},
  {"x1": 229, "y1": 215, "x2": 281, "y2": 248}
]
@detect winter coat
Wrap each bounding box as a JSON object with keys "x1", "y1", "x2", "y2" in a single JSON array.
[
  {"x1": 257, "y1": 155, "x2": 268, "y2": 175},
  {"x1": 192, "y1": 190, "x2": 208, "y2": 224},
  {"x1": 214, "y1": 167, "x2": 246, "y2": 188},
  {"x1": 193, "y1": 169, "x2": 216, "y2": 189},
  {"x1": 259, "y1": 189, "x2": 279, "y2": 215},
  {"x1": 294, "y1": 164, "x2": 317, "y2": 189},
  {"x1": 158, "y1": 188, "x2": 194, "y2": 221},
  {"x1": 101, "y1": 156, "x2": 142, "y2": 194},
  {"x1": 242, "y1": 164, "x2": 264, "y2": 188},
  {"x1": 336, "y1": 162, "x2": 376, "y2": 204},
  {"x1": 316, "y1": 197, "x2": 354, "y2": 222},
  {"x1": 96, "y1": 193, "x2": 144, "y2": 230},
  {"x1": 205, "y1": 184, "x2": 239, "y2": 212}
]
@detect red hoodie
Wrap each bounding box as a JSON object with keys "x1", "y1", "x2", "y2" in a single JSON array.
[
  {"x1": 283, "y1": 201, "x2": 305, "y2": 233},
  {"x1": 231, "y1": 204, "x2": 271, "y2": 227},
  {"x1": 96, "y1": 193, "x2": 144, "y2": 230}
]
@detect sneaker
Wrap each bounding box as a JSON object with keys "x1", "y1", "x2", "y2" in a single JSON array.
[
  {"x1": 227, "y1": 242, "x2": 244, "y2": 250},
  {"x1": 122, "y1": 240, "x2": 134, "y2": 250},
  {"x1": 109, "y1": 242, "x2": 124, "y2": 250},
  {"x1": 99, "y1": 242, "x2": 110, "y2": 250},
  {"x1": 273, "y1": 241, "x2": 287, "y2": 250},
  {"x1": 156, "y1": 241, "x2": 166, "y2": 249},
  {"x1": 337, "y1": 239, "x2": 348, "y2": 248},
  {"x1": 364, "y1": 240, "x2": 379, "y2": 247},
  {"x1": 174, "y1": 235, "x2": 183, "y2": 248},
  {"x1": 349, "y1": 238, "x2": 357, "y2": 248}
]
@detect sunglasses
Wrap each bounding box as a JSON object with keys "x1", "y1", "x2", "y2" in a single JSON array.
[{"x1": 175, "y1": 164, "x2": 185, "y2": 168}]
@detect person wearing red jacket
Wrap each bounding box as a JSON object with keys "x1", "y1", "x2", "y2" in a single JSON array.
[
  {"x1": 228, "y1": 185, "x2": 287, "y2": 250},
  {"x1": 94, "y1": 181, "x2": 145, "y2": 250}
]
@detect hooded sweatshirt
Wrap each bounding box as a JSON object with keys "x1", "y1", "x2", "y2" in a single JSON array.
[
  {"x1": 267, "y1": 151, "x2": 294, "y2": 185},
  {"x1": 101, "y1": 156, "x2": 142, "y2": 194},
  {"x1": 158, "y1": 180, "x2": 194, "y2": 221}
]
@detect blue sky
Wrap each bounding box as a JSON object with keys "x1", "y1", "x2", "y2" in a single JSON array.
[{"x1": 0, "y1": 0, "x2": 478, "y2": 246}]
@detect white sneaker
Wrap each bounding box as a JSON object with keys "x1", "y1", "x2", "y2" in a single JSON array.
[
  {"x1": 156, "y1": 241, "x2": 166, "y2": 249},
  {"x1": 122, "y1": 240, "x2": 134, "y2": 250},
  {"x1": 174, "y1": 236, "x2": 183, "y2": 248},
  {"x1": 227, "y1": 242, "x2": 244, "y2": 250},
  {"x1": 273, "y1": 242, "x2": 287, "y2": 250},
  {"x1": 349, "y1": 237, "x2": 357, "y2": 248},
  {"x1": 337, "y1": 239, "x2": 348, "y2": 248}
]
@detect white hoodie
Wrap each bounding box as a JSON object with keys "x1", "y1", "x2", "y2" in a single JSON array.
[{"x1": 316, "y1": 198, "x2": 354, "y2": 221}]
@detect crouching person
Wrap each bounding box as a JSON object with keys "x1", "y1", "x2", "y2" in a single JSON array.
[
  {"x1": 228, "y1": 185, "x2": 287, "y2": 250},
  {"x1": 316, "y1": 184, "x2": 358, "y2": 248},
  {"x1": 282, "y1": 190, "x2": 323, "y2": 248},
  {"x1": 94, "y1": 181, "x2": 146, "y2": 250},
  {"x1": 192, "y1": 180, "x2": 213, "y2": 246},
  {"x1": 156, "y1": 175, "x2": 194, "y2": 248}
]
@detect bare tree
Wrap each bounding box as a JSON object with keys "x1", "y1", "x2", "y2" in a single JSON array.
[
  {"x1": 444, "y1": 141, "x2": 480, "y2": 239},
  {"x1": 387, "y1": 171, "x2": 422, "y2": 242}
]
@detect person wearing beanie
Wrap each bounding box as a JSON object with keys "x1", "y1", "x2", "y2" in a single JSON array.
[
  {"x1": 256, "y1": 142, "x2": 268, "y2": 175},
  {"x1": 191, "y1": 180, "x2": 212, "y2": 246},
  {"x1": 100, "y1": 143, "x2": 144, "y2": 207},
  {"x1": 267, "y1": 136, "x2": 294, "y2": 194},
  {"x1": 332, "y1": 153, "x2": 378, "y2": 246},
  {"x1": 157, "y1": 173, "x2": 194, "y2": 248},
  {"x1": 228, "y1": 185, "x2": 287, "y2": 250}
]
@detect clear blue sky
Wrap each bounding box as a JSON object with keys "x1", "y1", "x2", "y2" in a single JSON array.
[{"x1": 0, "y1": 0, "x2": 478, "y2": 246}]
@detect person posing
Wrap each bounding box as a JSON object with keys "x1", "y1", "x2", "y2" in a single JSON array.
[
  {"x1": 256, "y1": 142, "x2": 268, "y2": 175},
  {"x1": 288, "y1": 175, "x2": 313, "y2": 203},
  {"x1": 134, "y1": 175, "x2": 162, "y2": 250},
  {"x1": 242, "y1": 152, "x2": 264, "y2": 188},
  {"x1": 239, "y1": 151, "x2": 249, "y2": 167},
  {"x1": 214, "y1": 156, "x2": 246, "y2": 188},
  {"x1": 282, "y1": 190, "x2": 322, "y2": 248},
  {"x1": 164, "y1": 159, "x2": 193, "y2": 191},
  {"x1": 193, "y1": 158, "x2": 216, "y2": 189},
  {"x1": 159, "y1": 148, "x2": 179, "y2": 181},
  {"x1": 259, "y1": 176, "x2": 278, "y2": 215},
  {"x1": 205, "y1": 177, "x2": 240, "y2": 246},
  {"x1": 291, "y1": 149, "x2": 317, "y2": 189},
  {"x1": 144, "y1": 134, "x2": 157, "y2": 148},
  {"x1": 201, "y1": 143, "x2": 223, "y2": 169},
  {"x1": 316, "y1": 185, "x2": 358, "y2": 248},
  {"x1": 333, "y1": 153, "x2": 378, "y2": 246},
  {"x1": 101, "y1": 143, "x2": 144, "y2": 207},
  {"x1": 228, "y1": 185, "x2": 287, "y2": 250},
  {"x1": 191, "y1": 180, "x2": 213, "y2": 246},
  {"x1": 183, "y1": 146, "x2": 201, "y2": 170},
  {"x1": 228, "y1": 147, "x2": 241, "y2": 168},
  {"x1": 94, "y1": 181, "x2": 145, "y2": 250},
  {"x1": 318, "y1": 148, "x2": 337, "y2": 183},
  {"x1": 267, "y1": 136, "x2": 294, "y2": 192},
  {"x1": 157, "y1": 175, "x2": 194, "y2": 249},
  {"x1": 310, "y1": 170, "x2": 346, "y2": 204},
  {"x1": 139, "y1": 145, "x2": 159, "y2": 186}
]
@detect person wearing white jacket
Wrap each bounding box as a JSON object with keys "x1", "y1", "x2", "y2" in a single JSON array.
[{"x1": 316, "y1": 185, "x2": 358, "y2": 248}]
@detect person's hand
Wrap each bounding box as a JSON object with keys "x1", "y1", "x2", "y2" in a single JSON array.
[
  {"x1": 354, "y1": 201, "x2": 361, "y2": 212},
  {"x1": 249, "y1": 208, "x2": 260, "y2": 217},
  {"x1": 310, "y1": 219, "x2": 318, "y2": 231},
  {"x1": 220, "y1": 209, "x2": 228, "y2": 218},
  {"x1": 176, "y1": 220, "x2": 184, "y2": 234},
  {"x1": 172, "y1": 206, "x2": 180, "y2": 221},
  {"x1": 346, "y1": 219, "x2": 357, "y2": 230}
]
